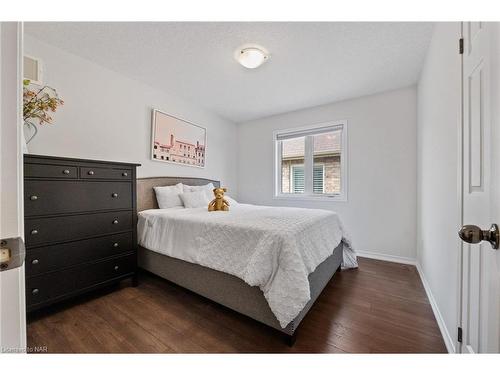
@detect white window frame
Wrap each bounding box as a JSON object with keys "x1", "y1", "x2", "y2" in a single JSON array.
[{"x1": 273, "y1": 120, "x2": 348, "y2": 202}]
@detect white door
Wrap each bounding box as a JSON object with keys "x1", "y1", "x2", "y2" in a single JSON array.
[
  {"x1": 0, "y1": 22, "x2": 26, "y2": 353},
  {"x1": 460, "y1": 21, "x2": 500, "y2": 353}
]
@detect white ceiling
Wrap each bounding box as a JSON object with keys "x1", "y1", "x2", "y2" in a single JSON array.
[{"x1": 25, "y1": 22, "x2": 433, "y2": 123}]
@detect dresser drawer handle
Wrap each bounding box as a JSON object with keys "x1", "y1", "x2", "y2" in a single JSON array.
[
  {"x1": 122, "y1": 172, "x2": 128, "y2": 177},
  {"x1": 31, "y1": 259, "x2": 39, "y2": 265},
  {"x1": 112, "y1": 219, "x2": 119, "y2": 225},
  {"x1": 30, "y1": 195, "x2": 38, "y2": 201},
  {"x1": 63, "y1": 169, "x2": 70, "y2": 175},
  {"x1": 31, "y1": 229, "x2": 38, "y2": 235},
  {"x1": 114, "y1": 265, "x2": 119, "y2": 271},
  {"x1": 111, "y1": 193, "x2": 118, "y2": 198},
  {"x1": 88, "y1": 170, "x2": 95, "y2": 175},
  {"x1": 32, "y1": 288, "x2": 39, "y2": 295},
  {"x1": 113, "y1": 242, "x2": 119, "y2": 248}
]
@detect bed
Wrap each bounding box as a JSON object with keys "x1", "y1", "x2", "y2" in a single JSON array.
[{"x1": 136, "y1": 177, "x2": 355, "y2": 345}]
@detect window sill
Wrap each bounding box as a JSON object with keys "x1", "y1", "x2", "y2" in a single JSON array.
[{"x1": 273, "y1": 194, "x2": 347, "y2": 202}]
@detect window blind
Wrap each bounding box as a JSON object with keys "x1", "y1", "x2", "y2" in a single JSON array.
[
  {"x1": 291, "y1": 165, "x2": 305, "y2": 193},
  {"x1": 291, "y1": 165, "x2": 324, "y2": 194},
  {"x1": 313, "y1": 165, "x2": 324, "y2": 193}
]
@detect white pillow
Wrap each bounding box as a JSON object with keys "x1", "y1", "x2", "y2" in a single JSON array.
[
  {"x1": 153, "y1": 183, "x2": 184, "y2": 209},
  {"x1": 225, "y1": 195, "x2": 238, "y2": 206},
  {"x1": 183, "y1": 182, "x2": 215, "y2": 200},
  {"x1": 179, "y1": 190, "x2": 210, "y2": 208}
]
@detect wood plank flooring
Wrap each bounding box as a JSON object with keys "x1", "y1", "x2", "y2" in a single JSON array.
[{"x1": 27, "y1": 257, "x2": 447, "y2": 353}]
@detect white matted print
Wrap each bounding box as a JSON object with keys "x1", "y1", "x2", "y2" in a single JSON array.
[{"x1": 151, "y1": 109, "x2": 206, "y2": 168}]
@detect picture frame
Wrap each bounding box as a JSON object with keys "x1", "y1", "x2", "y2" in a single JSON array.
[{"x1": 151, "y1": 109, "x2": 207, "y2": 168}]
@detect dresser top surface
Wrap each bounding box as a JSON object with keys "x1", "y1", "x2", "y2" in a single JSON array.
[{"x1": 24, "y1": 154, "x2": 141, "y2": 167}]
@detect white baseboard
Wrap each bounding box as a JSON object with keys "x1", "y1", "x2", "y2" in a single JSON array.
[
  {"x1": 415, "y1": 263, "x2": 456, "y2": 353},
  {"x1": 356, "y1": 250, "x2": 417, "y2": 265}
]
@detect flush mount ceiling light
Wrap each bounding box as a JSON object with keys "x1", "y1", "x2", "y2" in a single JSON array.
[{"x1": 234, "y1": 45, "x2": 269, "y2": 69}]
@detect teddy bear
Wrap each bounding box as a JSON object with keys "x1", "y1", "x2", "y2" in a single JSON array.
[{"x1": 208, "y1": 187, "x2": 230, "y2": 212}]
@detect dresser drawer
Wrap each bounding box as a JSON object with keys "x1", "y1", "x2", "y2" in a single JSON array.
[
  {"x1": 25, "y1": 180, "x2": 132, "y2": 216},
  {"x1": 26, "y1": 232, "x2": 134, "y2": 276},
  {"x1": 25, "y1": 163, "x2": 78, "y2": 179},
  {"x1": 25, "y1": 211, "x2": 133, "y2": 247},
  {"x1": 78, "y1": 253, "x2": 136, "y2": 289},
  {"x1": 26, "y1": 254, "x2": 135, "y2": 309},
  {"x1": 26, "y1": 267, "x2": 78, "y2": 307},
  {"x1": 80, "y1": 166, "x2": 132, "y2": 180}
]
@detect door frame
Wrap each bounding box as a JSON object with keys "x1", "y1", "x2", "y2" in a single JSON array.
[
  {"x1": 0, "y1": 21, "x2": 26, "y2": 352},
  {"x1": 456, "y1": 21, "x2": 464, "y2": 354}
]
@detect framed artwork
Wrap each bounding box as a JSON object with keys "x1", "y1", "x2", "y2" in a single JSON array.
[{"x1": 151, "y1": 109, "x2": 207, "y2": 168}]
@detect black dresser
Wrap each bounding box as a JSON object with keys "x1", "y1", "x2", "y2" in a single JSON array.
[{"x1": 24, "y1": 154, "x2": 140, "y2": 312}]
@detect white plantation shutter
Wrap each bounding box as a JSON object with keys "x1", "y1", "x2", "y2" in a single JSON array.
[
  {"x1": 292, "y1": 165, "x2": 324, "y2": 194},
  {"x1": 291, "y1": 165, "x2": 305, "y2": 193},
  {"x1": 313, "y1": 165, "x2": 324, "y2": 193}
]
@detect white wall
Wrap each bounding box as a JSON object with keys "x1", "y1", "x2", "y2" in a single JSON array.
[
  {"x1": 23, "y1": 35, "x2": 238, "y2": 193},
  {"x1": 237, "y1": 87, "x2": 417, "y2": 260},
  {"x1": 416, "y1": 22, "x2": 461, "y2": 353}
]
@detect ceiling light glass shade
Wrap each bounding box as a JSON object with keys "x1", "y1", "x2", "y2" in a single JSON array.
[{"x1": 236, "y1": 47, "x2": 268, "y2": 69}]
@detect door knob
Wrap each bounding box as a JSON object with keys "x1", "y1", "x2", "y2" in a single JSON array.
[{"x1": 459, "y1": 224, "x2": 499, "y2": 249}]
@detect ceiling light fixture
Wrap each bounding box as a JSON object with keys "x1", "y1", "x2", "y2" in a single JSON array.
[{"x1": 235, "y1": 45, "x2": 269, "y2": 69}]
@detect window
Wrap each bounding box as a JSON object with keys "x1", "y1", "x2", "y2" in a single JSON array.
[{"x1": 274, "y1": 121, "x2": 347, "y2": 201}]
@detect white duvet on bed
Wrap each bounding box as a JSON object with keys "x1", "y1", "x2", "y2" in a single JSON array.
[{"x1": 138, "y1": 203, "x2": 357, "y2": 328}]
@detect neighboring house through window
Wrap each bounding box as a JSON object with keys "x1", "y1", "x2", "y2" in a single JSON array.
[{"x1": 274, "y1": 121, "x2": 347, "y2": 201}]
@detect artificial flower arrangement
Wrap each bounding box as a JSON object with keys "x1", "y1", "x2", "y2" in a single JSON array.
[{"x1": 23, "y1": 79, "x2": 64, "y2": 143}]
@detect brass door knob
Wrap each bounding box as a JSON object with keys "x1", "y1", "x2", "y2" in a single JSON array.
[{"x1": 459, "y1": 224, "x2": 499, "y2": 249}]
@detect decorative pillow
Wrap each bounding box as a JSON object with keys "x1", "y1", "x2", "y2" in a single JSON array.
[
  {"x1": 179, "y1": 190, "x2": 210, "y2": 208},
  {"x1": 183, "y1": 182, "x2": 215, "y2": 200},
  {"x1": 153, "y1": 183, "x2": 184, "y2": 209}
]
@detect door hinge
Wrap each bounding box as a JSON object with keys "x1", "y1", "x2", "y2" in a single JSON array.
[
  {"x1": 458, "y1": 327, "x2": 463, "y2": 343},
  {"x1": 459, "y1": 38, "x2": 464, "y2": 54}
]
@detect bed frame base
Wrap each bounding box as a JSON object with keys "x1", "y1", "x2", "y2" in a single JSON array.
[
  {"x1": 286, "y1": 331, "x2": 298, "y2": 347},
  {"x1": 138, "y1": 244, "x2": 343, "y2": 344}
]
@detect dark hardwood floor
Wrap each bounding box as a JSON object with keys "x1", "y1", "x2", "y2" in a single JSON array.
[{"x1": 27, "y1": 257, "x2": 447, "y2": 353}]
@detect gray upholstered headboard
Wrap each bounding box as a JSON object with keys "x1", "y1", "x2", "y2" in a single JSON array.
[{"x1": 137, "y1": 176, "x2": 220, "y2": 212}]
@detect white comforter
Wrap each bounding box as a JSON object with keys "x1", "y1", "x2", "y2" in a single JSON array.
[{"x1": 138, "y1": 204, "x2": 357, "y2": 328}]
